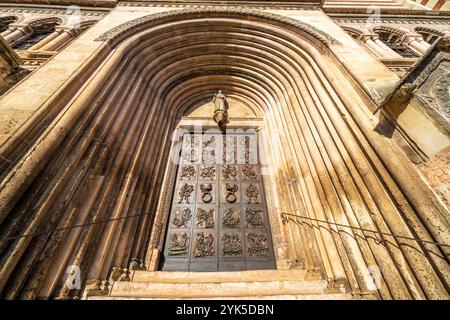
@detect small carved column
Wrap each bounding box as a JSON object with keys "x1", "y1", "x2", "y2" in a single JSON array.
[
  {"x1": 28, "y1": 30, "x2": 62, "y2": 51},
  {"x1": 1, "y1": 28, "x2": 14, "y2": 37},
  {"x1": 402, "y1": 34, "x2": 430, "y2": 55},
  {"x1": 39, "y1": 28, "x2": 78, "y2": 52},
  {"x1": 361, "y1": 34, "x2": 392, "y2": 57},
  {"x1": 371, "y1": 35, "x2": 404, "y2": 59},
  {"x1": 2, "y1": 24, "x2": 32, "y2": 46}
]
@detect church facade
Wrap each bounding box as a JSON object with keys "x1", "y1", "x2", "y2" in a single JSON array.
[{"x1": 0, "y1": 0, "x2": 449, "y2": 300}]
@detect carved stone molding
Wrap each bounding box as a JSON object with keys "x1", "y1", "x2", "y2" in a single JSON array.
[
  {"x1": 95, "y1": 7, "x2": 340, "y2": 47},
  {"x1": 333, "y1": 17, "x2": 450, "y2": 26},
  {"x1": 415, "y1": 59, "x2": 450, "y2": 128},
  {"x1": 0, "y1": 6, "x2": 108, "y2": 17},
  {"x1": 119, "y1": 1, "x2": 323, "y2": 10}
]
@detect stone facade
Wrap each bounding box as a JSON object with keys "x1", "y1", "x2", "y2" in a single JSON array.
[{"x1": 0, "y1": 0, "x2": 449, "y2": 300}]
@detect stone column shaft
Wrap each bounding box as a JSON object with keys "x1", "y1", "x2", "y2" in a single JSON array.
[
  {"x1": 363, "y1": 38, "x2": 389, "y2": 57},
  {"x1": 373, "y1": 39, "x2": 403, "y2": 59},
  {"x1": 3, "y1": 28, "x2": 28, "y2": 45},
  {"x1": 1, "y1": 28, "x2": 13, "y2": 37},
  {"x1": 28, "y1": 30, "x2": 62, "y2": 51},
  {"x1": 40, "y1": 30, "x2": 75, "y2": 52},
  {"x1": 407, "y1": 39, "x2": 430, "y2": 54}
]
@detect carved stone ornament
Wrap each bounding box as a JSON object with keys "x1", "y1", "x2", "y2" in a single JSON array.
[
  {"x1": 245, "y1": 208, "x2": 265, "y2": 228},
  {"x1": 223, "y1": 137, "x2": 237, "y2": 164},
  {"x1": 392, "y1": 83, "x2": 417, "y2": 103},
  {"x1": 172, "y1": 207, "x2": 192, "y2": 228},
  {"x1": 178, "y1": 183, "x2": 194, "y2": 204},
  {"x1": 194, "y1": 232, "x2": 215, "y2": 257},
  {"x1": 242, "y1": 165, "x2": 257, "y2": 180},
  {"x1": 200, "y1": 183, "x2": 213, "y2": 203},
  {"x1": 182, "y1": 136, "x2": 199, "y2": 163},
  {"x1": 213, "y1": 90, "x2": 228, "y2": 129},
  {"x1": 245, "y1": 184, "x2": 260, "y2": 203},
  {"x1": 182, "y1": 147, "x2": 198, "y2": 163},
  {"x1": 223, "y1": 207, "x2": 240, "y2": 228},
  {"x1": 168, "y1": 232, "x2": 189, "y2": 256},
  {"x1": 180, "y1": 165, "x2": 196, "y2": 180},
  {"x1": 426, "y1": 65, "x2": 450, "y2": 120},
  {"x1": 223, "y1": 164, "x2": 238, "y2": 180},
  {"x1": 129, "y1": 258, "x2": 145, "y2": 271},
  {"x1": 108, "y1": 266, "x2": 123, "y2": 282},
  {"x1": 222, "y1": 233, "x2": 243, "y2": 256},
  {"x1": 225, "y1": 183, "x2": 238, "y2": 203},
  {"x1": 202, "y1": 149, "x2": 216, "y2": 164},
  {"x1": 95, "y1": 8, "x2": 340, "y2": 47},
  {"x1": 196, "y1": 207, "x2": 214, "y2": 228},
  {"x1": 247, "y1": 233, "x2": 269, "y2": 257},
  {"x1": 203, "y1": 135, "x2": 216, "y2": 148},
  {"x1": 200, "y1": 165, "x2": 216, "y2": 180}
]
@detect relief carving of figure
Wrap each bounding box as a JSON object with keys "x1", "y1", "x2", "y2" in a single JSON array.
[
  {"x1": 222, "y1": 165, "x2": 238, "y2": 180},
  {"x1": 245, "y1": 208, "x2": 264, "y2": 228},
  {"x1": 245, "y1": 184, "x2": 259, "y2": 204},
  {"x1": 202, "y1": 148, "x2": 216, "y2": 164},
  {"x1": 223, "y1": 207, "x2": 240, "y2": 228},
  {"x1": 247, "y1": 233, "x2": 269, "y2": 257},
  {"x1": 200, "y1": 165, "x2": 216, "y2": 180},
  {"x1": 223, "y1": 136, "x2": 237, "y2": 164},
  {"x1": 222, "y1": 234, "x2": 243, "y2": 256},
  {"x1": 168, "y1": 232, "x2": 189, "y2": 256},
  {"x1": 180, "y1": 165, "x2": 196, "y2": 180},
  {"x1": 242, "y1": 165, "x2": 257, "y2": 180},
  {"x1": 178, "y1": 183, "x2": 194, "y2": 204},
  {"x1": 172, "y1": 208, "x2": 192, "y2": 228},
  {"x1": 212, "y1": 90, "x2": 228, "y2": 129},
  {"x1": 196, "y1": 207, "x2": 215, "y2": 228},
  {"x1": 194, "y1": 232, "x2": 215, "y2": 257},
  {"x1": 182, "y1": 135, "x2": 199, "y2": 163}
]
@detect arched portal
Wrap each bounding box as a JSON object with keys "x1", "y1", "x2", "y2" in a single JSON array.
[
  {"x1": 159, "y1": 94, "x2": 278, "y2": 272},
  {"x1": 0, "y1": 9, "x2": 448, "y2": 300}
]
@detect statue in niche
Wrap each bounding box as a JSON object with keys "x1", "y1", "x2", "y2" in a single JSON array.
[{"x1": 212, "y1": 90, "x2": 228, "y2": 129}]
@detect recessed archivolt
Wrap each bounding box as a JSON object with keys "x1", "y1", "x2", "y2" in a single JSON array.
[
  {"x1": 0, "y1": 7, "x2": 449, "y2": 300},
  {"x1": 26, "y1": 16, "x2": 63, "y2": 28},
  {"x1": 94, "y1": 7, "x2": 341, "y2": 47}
]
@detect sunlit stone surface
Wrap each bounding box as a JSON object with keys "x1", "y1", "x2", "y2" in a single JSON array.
[{"x1": 0, "y1": 0, "x2": 449, "y2": 300}]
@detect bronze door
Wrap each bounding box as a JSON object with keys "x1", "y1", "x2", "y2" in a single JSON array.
[{"x1": 161, "y1": 132, "x2": 276, "y2": 271}]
